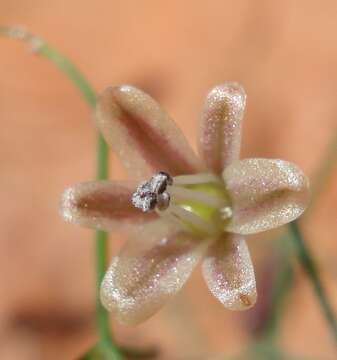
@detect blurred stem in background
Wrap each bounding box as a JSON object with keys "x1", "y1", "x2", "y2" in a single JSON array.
[
  {"x1": 259, "y1": 128, "x2": 337, "y2": 347},
  {"x1": 290, "y1": 221, "x2": 337, "y2": 341},
  {"x1": 13, "y1": 43, "x2": 118, "y2": 358},
  {"x1": 1, "y1": 25, "x2": 336, "y2": 358},
  {"x1": 0, "y1": 25, "x2": 154, "y2": 360}
]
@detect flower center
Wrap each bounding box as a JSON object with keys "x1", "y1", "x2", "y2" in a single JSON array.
[{"x1": 131, "y1": 172, "x2": 232, "y2": 236}]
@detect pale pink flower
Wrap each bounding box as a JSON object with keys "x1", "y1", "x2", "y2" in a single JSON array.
[{"x1": 60, "y1": 83, "x2": 309, "y2": 325}]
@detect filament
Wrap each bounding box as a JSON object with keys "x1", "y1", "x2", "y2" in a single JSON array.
[
  {"x1": 169, "y1": 185, "x2": 224, "y2": 207},
  {"x1": 166, "y1": 204, "x2": 215, "y2": 234},
  {"x1": 173, "y1": 173, "x2": 220, "y2": 185}
]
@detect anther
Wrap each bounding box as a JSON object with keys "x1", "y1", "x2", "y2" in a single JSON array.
[{"x1": 131, "y1": 172, "x2": 172, "y2": 212}]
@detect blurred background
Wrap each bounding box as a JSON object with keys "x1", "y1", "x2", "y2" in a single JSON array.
[{"x1": 1, "y1": 1, "x2": 337, "y2": 359}]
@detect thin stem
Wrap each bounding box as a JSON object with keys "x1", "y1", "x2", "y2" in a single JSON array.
[
  {"x1": 262, "y1": 128, "x2": 337, "y2": 345},
  {"x1": 95, "y1": 134, "x2": 118, "y2": 357},
  {"x1": 39, "y1": 46, "x2": 97, "y2": 108},
  {"x1": 288, "y1": 221, "x2": 337, "y2": 344},
  {"x1": 78, "y1": 345, "x2": 100, "y2": 360},
  {"x1": 79, "y1": 343, "x2": 158, "y2": 360},
  {"x1": 261, "y1": 243, "x2": 294, "y2": 341},
  {"x1": 118, "y1": 346, "x2": 158, "y2": 359},
  {"x1": 0, "y1": 25, "x2": 123, "y2": 359},
  {"x1": 308, "y1": 128, "x2": 337, "y2": 209},
  {"x1": 282, "y1": 129, "x2": 337, "y2": 344}
]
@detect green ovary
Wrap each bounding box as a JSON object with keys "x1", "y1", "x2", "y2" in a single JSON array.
[{"x1": 173, "y1": 182, "x2": 232, "y2": 236}]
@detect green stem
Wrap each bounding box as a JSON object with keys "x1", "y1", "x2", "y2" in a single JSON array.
[
  {"x1": 308, "y1": 128, "x2": 337, "y2": 209},
  {"x1": 261, "y1": 244, "x2": 294, "y2": 341},
  {"x1": 262, "y1": 129, "x2": 337, "y2": 346},
  {"x1": 39, "y1": 46, "x2": 97, "y2": 108},
  {"x1": 0, "y1": 26, "x2": 123, "y2": 360},
  {"x1": 78, "y1": 345, "x2": 100, "y2": 360},
  {"x1": 118, "y1": 346, "x2": 158, "y2": 359},
  {"x1": 79, "y1": 343, "x2": 158, "y2": 360},
  {"x1": 288, "y1": 221, "x2": 337, "y2": 344},
  {"x1": 95, "y1": 135, "x2": 119, "y2": 358}
]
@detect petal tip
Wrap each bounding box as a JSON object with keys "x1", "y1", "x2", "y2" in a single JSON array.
[
  {"x1": 95, "y1": 87, "x2": 119, "y2": 122},
  {"x1": 202, "y1": 236, "x2": 257, "y2": 311},
  {"x1": 275, "y1": 160, "x2": 311, "y2": 218},
  {"x1": 216, "y1": 286, "x2": 257, "y2": 311},
  {"x1": 224, "y1": 159, "x2": 311, "y2": 234},
  {"x1": 96, "y1": 83, "x2": 202, "y2": 178},
  {"x1": 100, "y1": 259, "x2": 152, "y2": 326},
  {"x1": 99, "y1": 84, "x2": 137, "y2": 98},
  {"x1": 217, "y1": 288, "x2": 257, "y2": 311},
  {"x1": 236, "y1": 291, "x2": 257, "y2": 311},
  {"x1": 59, "y1": 186, "x2": 77, "y2": 223},
  {"x1": 200, "y1": 82, "x2": 247, "y2": 172},
  {"x1": 118, "y1": 84, "x2": 138, "y2": 93},
  {"x1": 100, "y1": 228, "x2": 204, "y2": 325},
  {"x1": 207, "y1": 82, "x2": 247, "y2": 110},
  {"x1": 98, "y1": 84, "x2": 142, "y2": 106}
]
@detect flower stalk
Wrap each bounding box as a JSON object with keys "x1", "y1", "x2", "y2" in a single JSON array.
[
  {"x1": 0, "y1": 25, "x2": 123, "y2": 359},
  {"x1": 260, "y1": 128, "x2": 337, "y2": 347},
  {"x1": 289, "y1": 221, "x2": 337, "y2": 344}
]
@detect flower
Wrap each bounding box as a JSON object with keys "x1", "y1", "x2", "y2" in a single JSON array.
[{"x1": 60, "y1": 83, "x2": 309, "y2": 325}]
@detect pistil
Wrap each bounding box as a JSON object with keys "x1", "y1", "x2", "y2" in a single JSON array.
[
  {"x1": 165, "y1": 174, "x2": 233, "y2": 236},
  {"x1": 131, "y1": 172, "x2": 233, "y2": 236}
]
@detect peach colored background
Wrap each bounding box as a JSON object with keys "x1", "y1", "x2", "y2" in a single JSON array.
[{"x1": 0, "y1": 1, "x2": 337, "y2": 359}]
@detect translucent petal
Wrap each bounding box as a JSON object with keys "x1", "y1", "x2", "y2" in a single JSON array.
[
  {"x1": 96, "y1": 85, "x2": 203, "y2": 180},
  {"x1": 60, "y1": 180, "x2": 157, "y2": 231},
  {"x1": 100, "y1": 221, "x2": 206, "y2": 324},
  {"x1": 198, "y1": 83, "x2": 246, "y2": 173},
  {"x1": 223, "y1": 158, "x2": 310, "y2": 234},
  {"x1": 202, "y1": 234, "x2": 257, "y2": 310}
]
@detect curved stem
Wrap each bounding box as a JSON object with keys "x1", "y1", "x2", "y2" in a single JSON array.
[
  {"x1": 288, "y1": 221, "x2": 337, "y2": 344},
  {"x1": 262, "y1": 129, "x2": 337, "y2": 346},
  {"x1": 307, "y1": 128, "x2": 337, "y2": 210},
  {"x1": 261, "y1": 244, "x2": 294, "y2": 341},
  {"x1": 0, "y1": 25, "x2": 123, "y2": 359},
  {"x1": 118, "y1": 346, "x2": 158, "y2": 359}
]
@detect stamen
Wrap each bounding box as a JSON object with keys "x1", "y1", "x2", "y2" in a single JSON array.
[
  {"x1": 131, "y1": 172, "x2": 172, "y2": 212},
  {"x1": 151, "y1": 171, "x2": 173, "y2": 193},
  {"x1": 131, "y1": 181, "x2": 157, "y2": 212},
  {"x1": 173, "y1": 173, "x2": 220, "y2": 185},
  {"x1": 166, "y1": 204, "x2": 215, "y2": 235},
  {"x1": 169, "y1": 185, "x2": 224, "y2": 207},
  {"x1": 132, "y1": 171, "x2": 233, "y2": 236}
]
